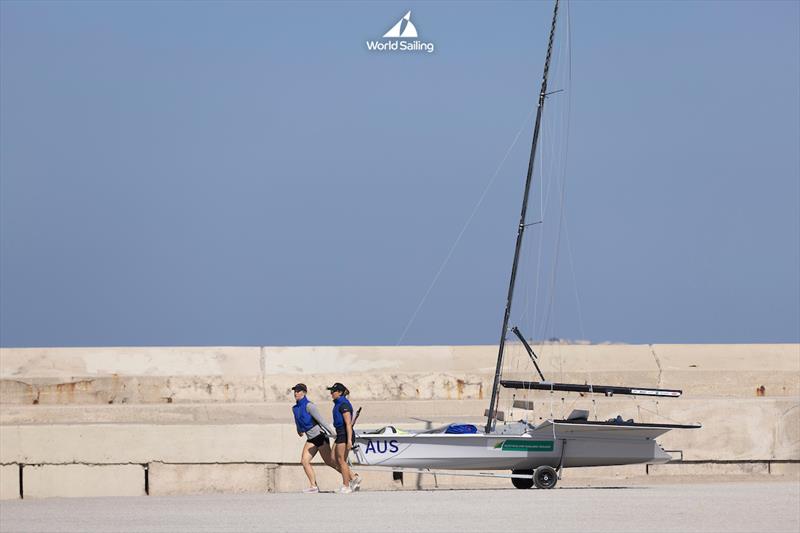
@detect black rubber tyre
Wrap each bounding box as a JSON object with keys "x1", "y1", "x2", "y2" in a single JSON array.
[
  {"x1": 511, "y1": 469, "x2": 534, "y2": 489},
  {"x1": 533, "y1": 466, "x2": 558, "y2": 489}
]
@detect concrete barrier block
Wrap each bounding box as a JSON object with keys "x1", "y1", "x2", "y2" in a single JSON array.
[
  {"x1": 647, "y1": 462, "x2": 769, "y2": 476},
  {"x1": 148, "y1": 463, "x2": 275, "y2": 495},
  {"x1": 654, "y1": 344, "x2": 800, "y2": 372},
  {"x1": 0, "y1": 347, "x2": 265, "y2": 405},
  {"x1": 775, "y1": 404, "x2": 799, "y2": 459},
  {"x1": 770, "y1": 462, "x2": 800, "y2": 477},
  {"x1": 23, "y1": 464, "x2": 145, "y2": 498},
  {"x1": 262, "y1": 372, "x2": 488, "y2": 403},
  {"x1": 0, "y1": 423, "x2": 303, "y2": 464},
  {"x1": 657, "y1": 399, "x2": 799, "y2": 461},
  {"x1": 0, "y1": 379, "x2": 35, "y2": 405},
  {"x1": 272, "y1": 464, "x2": 395, "y2": 492},
  {"x1": 153, "y1": 376, "x2": 265, "y2": 403},
  {"x1": 0, "y1": 464, "x2": 20, "y2": 500},
  {"x1": 566, "y1": 464, "x2": 646, "y2": 479},
  {"x1": 264, "y1": 346, "x2": 468, "y2": 375},
  {"x1": 655, "y1": 344, "x2": 800, "y2": 397},
  {"x1": 0, "y1": 347, "x2": 262, "y2": 378},
  {"x1": 31, "y1": 377, "x2": 128, "y2": 404},
  {"x1": 1, "y1": 375, "x2": 266, "y2": 405}
]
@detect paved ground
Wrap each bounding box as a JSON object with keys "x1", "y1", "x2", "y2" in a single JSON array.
[{"x1": 1, "y1": 482, "x2": 798, "y2": 533}]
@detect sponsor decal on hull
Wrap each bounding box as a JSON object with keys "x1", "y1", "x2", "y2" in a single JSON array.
[{"x1": 494, "y1": 440, "x2": 554, "y2": 452}]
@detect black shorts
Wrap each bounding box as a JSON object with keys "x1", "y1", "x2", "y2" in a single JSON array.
[
  {"x1": 307, "y1": 434, "x2": 329, "y2": 448},
  {"x1": 335, "y1": 427, "x2": 348, "y2": 444}
]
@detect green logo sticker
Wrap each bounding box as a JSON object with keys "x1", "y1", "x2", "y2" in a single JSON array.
[{"x1": 494, "y1": 440, "x2": 554, "y2": 452}]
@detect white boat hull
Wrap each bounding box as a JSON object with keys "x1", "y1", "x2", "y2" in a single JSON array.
[{"x1": 354, "y1": 421, "x2": 676, "y2": 470}]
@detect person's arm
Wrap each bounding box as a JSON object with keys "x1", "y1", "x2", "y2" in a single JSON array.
[
  {"x1": 306, "y1": 402, "x2": 335, "y2": 436},
  {"x1": 343, "y1": 410, "x2": 353, "y2": 449}
]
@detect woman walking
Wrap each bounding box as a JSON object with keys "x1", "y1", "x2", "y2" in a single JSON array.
[
  {"x1": 328, "y1": 382, "x2": 361, "y2": 493},
  {"x1": 291, "y1": 383, "x2": 339, "y2": 493}
]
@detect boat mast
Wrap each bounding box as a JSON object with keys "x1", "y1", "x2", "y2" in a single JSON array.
[{"x1": 485, "y1": 0, "x2": 560, "y2": 433}]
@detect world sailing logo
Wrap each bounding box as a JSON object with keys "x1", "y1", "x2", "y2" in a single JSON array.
[
  {"x1": 366, "y1": 10, "x2": 435, "y2": 54},
  {"x1": 383, "y1": 10, "x2": 417, "y2": 38}
]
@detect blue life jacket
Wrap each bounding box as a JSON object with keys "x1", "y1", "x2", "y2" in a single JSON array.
[
  {"x1": 292, "y1": 396, "x2": 316, "y2": 433},
  {"x1": 332, "y1": 396, "x2": 353, "y2": 428}
]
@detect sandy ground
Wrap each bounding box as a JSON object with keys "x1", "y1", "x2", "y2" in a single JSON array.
[{"x1": 1, "y1": 482, "x2": 798, "y2": 533}]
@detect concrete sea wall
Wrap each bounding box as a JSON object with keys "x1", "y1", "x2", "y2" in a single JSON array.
[{"x1": 0, "y1": 344, "x2": 798, "y2": 498}]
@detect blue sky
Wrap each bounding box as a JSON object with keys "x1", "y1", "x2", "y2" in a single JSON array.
[{"x1": 1, "y1": 1, "x2": 798, "y2": 347}]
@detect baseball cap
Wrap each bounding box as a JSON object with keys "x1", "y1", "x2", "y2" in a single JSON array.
[
  {"x1": 291, "y1": 383, "x2": 308, "y2": 392},
  {"x1": 326, "y1": 382, "x2": 347, "y2": 393}
]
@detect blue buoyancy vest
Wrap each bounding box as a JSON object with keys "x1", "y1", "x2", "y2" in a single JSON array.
[
  {"x1": 332, "y1": 396, "x2": 353, "y2": 428},
  {"x1": 292, "y1": 396, "x2": 316, "y2": 433}
]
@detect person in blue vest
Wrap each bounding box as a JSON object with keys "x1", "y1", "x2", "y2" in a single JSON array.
[
  {"x1": 328, "y1": 382, "x2": 361, "y2": 493},
  {"x1": 291, "y1": 383, "x2": 339, "y2": 493}
]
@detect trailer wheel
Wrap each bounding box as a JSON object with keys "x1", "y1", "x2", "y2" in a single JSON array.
[
  {"x1": 511, "y1": 469, "x2": 534, "y2": 489},
  {"x1": 533, "y1": 466, "x2": 558, "y2": 489}
]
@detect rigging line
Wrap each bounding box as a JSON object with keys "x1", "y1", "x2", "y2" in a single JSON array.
[
  {"x1": 519, "y1": 196, "x2": 537, "y2": 326},
  {"x1": 538, "y1": 136, "x2": 567, "y2": 342},
  {"x1": 396, "y1": 106, "x2": 536, "y2": 345},
  {"x1": 538, "y1": 1, "x2": 573, "y2": 342},
  {"x1": 541, "y1": 128, "x2": 561, "y2": 339},
  {"x1": 539, "y1": 0, "x2": 571, "y2": 230},
  {"x1": 562, "y1": 392, "x2": 580, "y2": 419},
  {"x1": 563, "y1": 220, "x2": 586, "y2": 340},
  {"x1": 547, "y1": 0, "x2": 585, "y2": 342},
  {"x1": 531, "y1": 111, "x2": 550, "y2": 337},
  {"x1": 637, "y1": 403, "x2": 686, "y2": 426},
  {"x1": 539, "y1": 8, "x2": 573, "y2": 344},
  {"x1": 562, "y1": 0, "x2": 586, "y2": 342},
  {"x1": 519, "y1": 116, "x2": 549, "y2": 330},
  {"x1": 539, "y1": 88, "x2": 564, "y2": 222},
  {"x1": 533, "y1": 52, "x2": 568, "y2": 337},
  {"x1": 567, "y1": 0, "x2": 573, "y2": 88},
  {"x1": 539, "y1": 87, "x2": 545, "y2": 223},
  {"x1": 519, "y1": 115, "x2": 549, "y2": 328},
  {"x1": 530, "y1": 111, "x2": 550, "y2": 338}
]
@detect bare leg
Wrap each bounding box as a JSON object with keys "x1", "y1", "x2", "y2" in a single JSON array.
[
  {"x1": 301, "y1": 442, "x2": 319, "y2": 487},
  {"x1": 318, "y1": 441, "x2": 341, "y2": 473},
  {"x1": 320, "y1": 445, "x2": 356, "y2": 479},
  {"x1": 335, "y1": 443, "x2": 353, "y2": 486}
]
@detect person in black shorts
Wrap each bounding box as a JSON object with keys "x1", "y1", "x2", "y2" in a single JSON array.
[
  {"x1": 328, "y1": 382, "x2": 361, "y2": 493},
  {"x1": 291, "y1": 383, "x2": 339, "y2": 493}
]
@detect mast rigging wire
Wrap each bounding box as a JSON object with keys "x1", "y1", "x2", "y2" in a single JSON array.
[
  {"x1": 396, "y1": 106, "x2": 536, "y2": 345},
  {"x1": 502, "y1": 0, "x2": 583, "y2": 405}
]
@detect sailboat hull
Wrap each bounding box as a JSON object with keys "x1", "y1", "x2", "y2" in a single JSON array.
[{"x1": 353, "y1": 421, "x2": 679, "y2": 470}]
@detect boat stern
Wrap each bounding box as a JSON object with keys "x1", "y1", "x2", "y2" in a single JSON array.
[{"x1": 650, "y1": 442, "x2": 673, "y2": 464}]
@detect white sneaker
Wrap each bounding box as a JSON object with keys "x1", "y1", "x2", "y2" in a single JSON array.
[
  {"x1": 302, "y1": 486, "x2": 319, "y2": 493},
  {"x1": 349, "y1": 475, "x2": 362, "y2": 492},
  {"x1": 338, "y1": 485, "x2": 353, "y2": 494}
]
